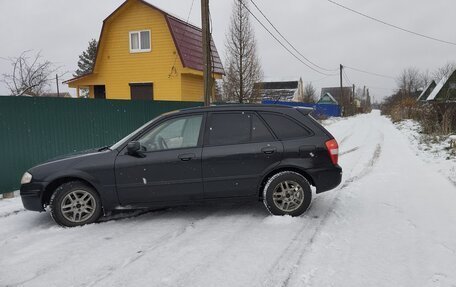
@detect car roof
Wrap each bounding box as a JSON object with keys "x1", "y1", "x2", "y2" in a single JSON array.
[{"x1": 177, "y1": 104, "x2": 313, "y2": 114}]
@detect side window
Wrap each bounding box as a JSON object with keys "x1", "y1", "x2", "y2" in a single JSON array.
[
  {"x1": 138, "y1": 115, "x2": 203, "y2": 151},
  {"x1": 260, "y1": 113, "x2": 311, "y2": 140},
  {"x1": 206, "y1": 112, "x2": 273, "y2": 146},
  {"x1": 251, "y1": 114, "x2": 275, "y2": 142}
]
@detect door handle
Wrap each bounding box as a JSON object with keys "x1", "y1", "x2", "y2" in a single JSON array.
[
  {"x1": 178, "y1": 153, "x2": 196, "y2": 161},
  {"x1": 261, "y1": 147, "x2": 277, "y2": 154}
]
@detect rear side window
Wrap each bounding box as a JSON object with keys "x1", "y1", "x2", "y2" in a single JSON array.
[
  {"x1": 206, "y1": 112, "x2": 274, "y2": 146},
  {"x1": 260, "y1": 113, "x2": 311, "y2": 140}
]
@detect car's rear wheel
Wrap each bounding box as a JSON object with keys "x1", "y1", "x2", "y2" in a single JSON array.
[
  {"x1": 263, "y1": 171, "x2": 312, "y2": 216},
  {"x1": 49, "y1": 181, "x2": 102, "y2": 227}
]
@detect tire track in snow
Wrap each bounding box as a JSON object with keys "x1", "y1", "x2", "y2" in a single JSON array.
[
  {"x1": 0, "y1": 208, "x2": 26, "y2": 219},
  {"x1": 261, "y1": 129, "x2": 384, "y2": 287},
  {"x1": 5, "y1": 208, "x2": 208, "y2": 287},
  {"x1": 278, "y1": 131, "x2": 385, "y2": 287},
  {"x1": 339, "y1": 146, "x2": 360, "y2": 156},
  {"x1": 84, "y1": 211, "x2": 214, "y2": 287},
  {"x1": 84, "y1": 204, "x2": 249, "y2": 287},
  {"x1": 169, "y1": 212, "x2": 261, "y2": 286},
  {"x1": 339, "y1": 131, "x2": 353, "y2": 145}
]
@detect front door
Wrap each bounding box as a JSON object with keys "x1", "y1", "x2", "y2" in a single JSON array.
[
  {"x1": 115, "y1": 114, "x2": 205, "y2": 205},
  {"x1": 202, "y1": 112, "x2": 283, "y2": 198},
  {"x1": 94, "y1": 85, "x2": 106, "y2": 99}
]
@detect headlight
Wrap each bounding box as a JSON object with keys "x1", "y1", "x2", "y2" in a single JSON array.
[{"x1": 21, "y1": 172, "x2": 32, "y2": 185}]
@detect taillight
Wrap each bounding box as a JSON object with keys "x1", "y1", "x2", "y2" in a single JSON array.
[{"x1": 325, "y1": 139, "x2": 339, "y2": 165}]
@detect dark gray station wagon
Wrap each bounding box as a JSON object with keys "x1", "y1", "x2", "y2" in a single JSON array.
[{"x1": 20, "y1": 105, "x2": 342, "y2": 227}]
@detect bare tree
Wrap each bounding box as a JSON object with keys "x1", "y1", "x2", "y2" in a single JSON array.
[
  {"x1": 223, "y1": 0, "x2": 263, "y2": 103},
  {"x1": 433, "y1": 62, "x2": 456, "y2": 83},
  {"x1": 303, "y1": 82, "x2": 317, "y2": 103},
  {"x1": 396, "y1": 67, "x2": 421, "y2": 97},
  {"x1": 2, "y1": 51, "x2": 62, "y2": 96},
  {"x1": 420, "y1": 69, "x2": 432, "y2": 88}
]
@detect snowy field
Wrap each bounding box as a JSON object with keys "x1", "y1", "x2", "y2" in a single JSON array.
[{"x1": 1, "y1": 110, "x2": 456, "y2": 287}]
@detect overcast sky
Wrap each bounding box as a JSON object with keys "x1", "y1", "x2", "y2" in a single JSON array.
[{"x1": 1, "y1": 0, "x2": 455, "y2": 101}]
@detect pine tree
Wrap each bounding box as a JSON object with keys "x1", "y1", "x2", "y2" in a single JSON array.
[{"x1": 74, "y1": 39, "x2": 98, "y2": 77}]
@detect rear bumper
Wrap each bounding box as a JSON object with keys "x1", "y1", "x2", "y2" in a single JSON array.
[
  {"x1": 20, "y1": 182, "x2": 46, "y2": 212},
  {"x1": 310, "y1": 165, "x2": 342, "y2": 193}
]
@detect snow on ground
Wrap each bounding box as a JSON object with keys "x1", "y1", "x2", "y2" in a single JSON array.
[
  {"x1": 395, "y1": 119, "x2": 456, "y2": 185},
  {"x1": 1, "y1": 110, "x2": 456, "y2": 287}
]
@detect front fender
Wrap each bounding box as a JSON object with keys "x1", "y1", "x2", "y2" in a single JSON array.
[{"x1": 42, "y1": 169, "x2": 119, "y2": 212}]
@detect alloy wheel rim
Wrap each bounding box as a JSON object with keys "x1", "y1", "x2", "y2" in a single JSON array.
[
  {"x1": 61, "y1": 190, "x2": 96, "y2": 223},
  {"x1": 272, "y1": 180, "x2": 304, "y2": 212}
]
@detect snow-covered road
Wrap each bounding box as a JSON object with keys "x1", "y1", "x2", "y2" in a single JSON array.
[{"x1": 1, "y1": 111, "x2": 455, "y2": 287}]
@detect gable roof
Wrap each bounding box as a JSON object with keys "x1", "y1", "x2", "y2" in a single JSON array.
[
  {"x1": 319, "y1": 92, "x2": 338, "y2": 104},
  {"x1": 254, "y1": 81, "x2": 299, "y2": 101},
  {"x1": 166, "y1": 15, "x2": 223, "y2": 74},
  {"x1": 320, "y1": 87, "x2": 352, "y2": 104},
  {"x1": 65, "y1": 0, "x2": 223, "y2": 84},
  {"x1": 417, "y1": 80, "x2": 436, "y2": 101},
  {"x1": 427, "y1": 69, "x2": 456, "y2": 101},
  {"x1": 427, "y1": 75, "x2": 449, "y2": 101}
]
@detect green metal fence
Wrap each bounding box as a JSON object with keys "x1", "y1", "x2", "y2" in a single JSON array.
[{"x1": 0, "y1": 96, "x2": 202, "y2": 193}]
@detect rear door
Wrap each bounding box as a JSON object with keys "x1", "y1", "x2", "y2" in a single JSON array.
[{"x1": 202, "y1": 111, "x2": 283, "y2": 199}]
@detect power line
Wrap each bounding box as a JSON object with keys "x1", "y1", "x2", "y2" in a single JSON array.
[
  {"x1": 249, "y1": 0, "x2": 337, "y2": 73},
  {"x1": 342, "y1": 69, "x2": 353, "y2": 86},
  {"x1": 240, "y1": 1, "x2": 336, "y2": 76},
  {"x1": 327, "y1": 0, "x2": 456, "y2": 47},
  {"x1": 344, "y1": 65, "x2": 396, "y2": 80},
  {"x1": 310, "y1": 74, "x2": 338, "y2": 83}
]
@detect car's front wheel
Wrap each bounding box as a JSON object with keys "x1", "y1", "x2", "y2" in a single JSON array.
[
  {"x1": 49, "y1": 181, "x2": 102, "y2": 227},
  {"x1": 263, "y1": 171, "x2": 312, "y2": 216}
]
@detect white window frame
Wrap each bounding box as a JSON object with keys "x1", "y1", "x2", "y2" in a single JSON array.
[{"x1": 129, "y1": 30, "x2": 151, "y2": 53}]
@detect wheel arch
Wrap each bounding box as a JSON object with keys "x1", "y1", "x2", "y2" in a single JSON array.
[
  {"x1": 41, "y1": 176, "x2": 99, "y2": 207},
  {"x1": 258, "y1": 166, "x2": 315, "y2": 199}
]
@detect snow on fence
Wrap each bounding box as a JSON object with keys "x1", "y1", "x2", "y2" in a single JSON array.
[{"x1": 0, "y1": 96, "x2": 202, "y2": 194}]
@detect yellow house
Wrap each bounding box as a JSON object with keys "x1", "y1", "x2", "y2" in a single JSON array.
[{"x1": 64, "y1": 0, "x2": 224, "y2": 101}]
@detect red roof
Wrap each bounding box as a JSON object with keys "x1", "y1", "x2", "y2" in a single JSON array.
[{"x1": 166, "y1": 15, "x2": 224, "y2": 75}]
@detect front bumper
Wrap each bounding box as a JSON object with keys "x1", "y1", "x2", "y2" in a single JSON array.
[
  {"x1": 310, "y1": 165, "x2": 343, "y2": 193},
  {"x1": 20, "y1": 182, "x2": 46, "y2": 211}
]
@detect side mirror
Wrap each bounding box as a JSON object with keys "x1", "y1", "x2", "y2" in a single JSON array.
[{"x1": 127, "y1": 141, "x2": 144, "y2": 157}]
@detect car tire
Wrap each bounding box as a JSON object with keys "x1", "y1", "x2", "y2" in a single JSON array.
[
  {"x1": 263, "y1": 171, "x2": 312, "y2": 217},
  {"x1": 49, "y1": 181, "x2": 102, "y2": 227}
]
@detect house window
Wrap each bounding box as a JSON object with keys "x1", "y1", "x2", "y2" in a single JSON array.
[{"x1": 129, "y1": 30, "x2": 151, "y2": 53}]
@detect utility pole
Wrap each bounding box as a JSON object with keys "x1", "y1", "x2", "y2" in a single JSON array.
[
  {"x1": 352, "y1": 84, "x2": 355, "y2": 115},
  {"x1": 340, "y1": 64, "x2": 344, "y2": 116},
  {"x1": 56, "y1": 74, "x2": 60, "y2": 97},
  {"x1": 201, "y1": 0, "x2": 212, "y2": 106},
  {"x1": 352, "y1": 84, "x2": 355, "y2": 101}
]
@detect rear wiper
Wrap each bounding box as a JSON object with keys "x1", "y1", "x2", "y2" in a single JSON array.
[{"x1": 98, "y1": 146, "x2": 111, "y2": 152}]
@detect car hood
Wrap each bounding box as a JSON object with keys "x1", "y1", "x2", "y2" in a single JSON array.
[
  {"x1": 44, "y1": 148, "x2": 104, "y2": 163},
  {"x1": 28, "y1": 147, "x2": 115, "y2": 181}
]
